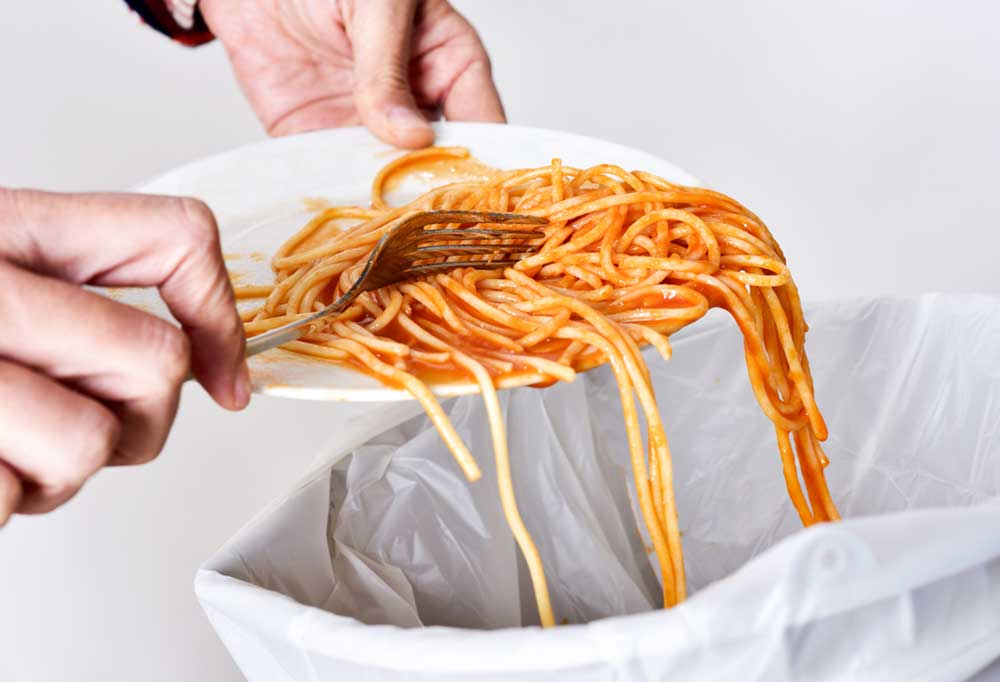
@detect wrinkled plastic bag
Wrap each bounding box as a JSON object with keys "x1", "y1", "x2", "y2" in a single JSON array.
[{"x1": 197, "y1": 295, "x2": 1000, "y2": 681}]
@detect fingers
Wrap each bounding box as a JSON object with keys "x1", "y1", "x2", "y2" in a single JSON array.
[
  {"x1": 0, "y1": 190, "x2": 249, "y2": 410},
  {"x1": 441, "y1": 56, "x2": 505, "y2": 123},
  {"x1": 428, "y1": 4, "x2": 504, "y2": 123},
  {"x1": 0, "y1": 190, "x2": 222, "y2": 522},
  {"x1": 267, "y1": 96, "x2": 359, "y2": 138},
  {"x1": 106, "y1": 389, "x2": 183, "y2": 467},
  {"x1": 0, "y1": 263, "x2": 188, "y2": 472},
  {"x1": 349, "y1": 0, "x2": 435, "y2": 148},
  {"x1": 0, "y1": 461, "x2": 22, "y2": 527},
  {"x1": 0, "y1": 259, "x2": 187, "y2": 405},
  {"x1": 156, "y1": 198, "x2": 250, "y2": 410},
  {"x1": 0, "y1": 360, "x2": 120, "y2": 514}
]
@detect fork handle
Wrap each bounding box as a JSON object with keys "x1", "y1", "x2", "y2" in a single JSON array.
[
  {"x1": 245, "y1": 324, "x2": 306, "y2": 357},
  {"x1": 242, "y1": 291, "x2": 357, "y2": 360}
]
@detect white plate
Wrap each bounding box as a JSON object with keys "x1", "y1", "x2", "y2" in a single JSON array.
[{"x1": 116, "y1": 123, "x2": 700, "y2": 401}]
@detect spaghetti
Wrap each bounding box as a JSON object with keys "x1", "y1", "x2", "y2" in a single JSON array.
[{"x1": 237, "y1": 147, "x2": 839, "y2": 628}]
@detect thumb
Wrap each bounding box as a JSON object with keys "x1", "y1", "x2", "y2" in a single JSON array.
[{"x1": 349, "y1": 0, "x2": 434, "y2": 149}]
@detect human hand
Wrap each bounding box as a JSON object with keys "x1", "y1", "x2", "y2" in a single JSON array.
[
  {"x1": 0, "y1": 189, "x2": 248, "y2": 526},
  {"x1": 199, "y1": 0, "x2": 504, "y2": 147}
]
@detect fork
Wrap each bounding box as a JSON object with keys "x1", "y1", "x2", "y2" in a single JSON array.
[{"x1": 244, "y1": 210, "x2": 548, "y2": 357}]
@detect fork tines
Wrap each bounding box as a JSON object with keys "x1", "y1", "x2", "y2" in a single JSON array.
[
  {"x1": 399, "y1": 211, "x2": 547, "y2": 274},
  {"x1": 405, "y1": 259, "x2": 525, "y2": 274}
]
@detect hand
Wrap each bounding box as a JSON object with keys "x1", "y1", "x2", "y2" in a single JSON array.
[
  {"x1": 0, "y1": 189, "x2": 249, "y2": 526},
  {"x1": 199, "y1": 0, "x2": 504, "y2": 147}
]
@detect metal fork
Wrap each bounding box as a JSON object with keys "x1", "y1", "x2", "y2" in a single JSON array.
[{"x1": 244, "y1": 210, "x2": 547, "y2": 357}]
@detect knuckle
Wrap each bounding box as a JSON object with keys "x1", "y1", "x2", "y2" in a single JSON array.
[
  {"x1": 146, "y1": 320, "x2": 192, "y2": 387},
  {"x1": 358, "y1": 70, "x2": 410, "y2": 103},
  {"x1": 61, "y1": 406, "x2": 120, "y2": 490},
  {"x1": 129, "y1": 448, "x2": 161, "y2": 466},
  {"x1": 131, "y1": 430, "x2": 171, "y2": 466},
  {"x1": 119, "y1": 440, "x2": 161, "y2": 467},
  {"x1": 174, "y1": 197, "x2": 220, "y2": 250},
  {"x1": 44, "y1": 474, "x2": 77, "y2": 501},
  {"x1": 79, "y1": 408, "x2": 121, "y2": 472},
  {"x1": 470, "y1": 53, "x2": 493, "y2": 74}
]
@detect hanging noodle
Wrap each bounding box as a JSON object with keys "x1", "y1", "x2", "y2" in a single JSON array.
[{"x1": 236, "y1": 147, "x2": 839, "y2": 628}]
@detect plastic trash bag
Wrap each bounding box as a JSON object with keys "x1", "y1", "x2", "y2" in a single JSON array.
[{"x1": 196, "y1": 295, "x2": 1000, "y2": 681}]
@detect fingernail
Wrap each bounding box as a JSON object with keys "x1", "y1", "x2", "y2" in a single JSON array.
[
  {"x1": 387, "y1": 106, "x2": 430, "y2": 131},
  {"x1": 232, "y1": 362, "x2": 251, "y2": 409}
]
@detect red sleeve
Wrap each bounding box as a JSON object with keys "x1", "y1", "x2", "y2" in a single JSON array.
[{"x1": 123, "y1": 0, "x2": 214, "y2": 47}]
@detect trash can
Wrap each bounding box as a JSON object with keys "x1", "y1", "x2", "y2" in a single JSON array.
[{"x1": 196, "y1": 295, "x2": 1000, "y2": 681}]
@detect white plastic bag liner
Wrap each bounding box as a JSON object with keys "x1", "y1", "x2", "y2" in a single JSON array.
[{"x1": 197, "y1": 295, "x2": 1000, "y2": 681}]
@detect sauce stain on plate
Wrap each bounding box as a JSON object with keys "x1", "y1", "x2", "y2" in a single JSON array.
[
  {"x1": 383, "y1": 155, "x2": 496, "y2": 191},
  {"x1": 302, "y1": 197, "x2": 333, "y2": 212}
]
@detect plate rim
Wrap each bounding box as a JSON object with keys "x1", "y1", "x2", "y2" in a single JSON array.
[{"x1": 134, "y1": 121, "x2": 701, "y2": 194}]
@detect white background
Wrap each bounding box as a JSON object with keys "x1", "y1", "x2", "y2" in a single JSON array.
[{"x1": 1, "y1": 1, "x2": 998, "y2": 680}]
